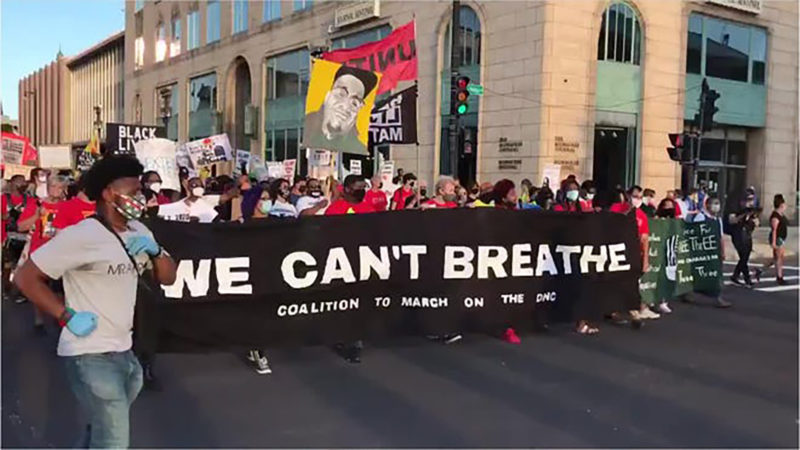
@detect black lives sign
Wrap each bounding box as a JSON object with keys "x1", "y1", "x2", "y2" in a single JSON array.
[{"x1": 106, "y1": 123, "x2": 166, "y2": 156}]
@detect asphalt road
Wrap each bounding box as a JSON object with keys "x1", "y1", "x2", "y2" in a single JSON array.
[{"x1": 3, "y1": 260, "x2": 798, "y2": 448}]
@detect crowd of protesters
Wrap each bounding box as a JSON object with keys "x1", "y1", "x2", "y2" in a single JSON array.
[{"x1": 1, "y1": 157, "x2": 792, "y2": 448}]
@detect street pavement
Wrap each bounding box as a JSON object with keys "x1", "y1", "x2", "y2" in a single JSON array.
[{"x1": 3, "y1": 259, "x2": 798, "y2": 448}]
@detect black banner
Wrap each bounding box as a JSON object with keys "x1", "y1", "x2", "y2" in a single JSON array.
[
  {"x1": 106, "y1": 122, "x2": 166, "y2": 156},
  {"x1": 147, "y1": 209, "x2": 642, "y2": 352},
  {"x1": 368, "y1": 85, "x2": 417, "y2": 145}
]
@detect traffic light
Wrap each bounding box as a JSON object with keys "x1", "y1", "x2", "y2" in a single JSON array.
[
  {"x1": 697, "y1": 78, "x2": 720, "y2": 132},
  {"x1": 667, "y1": 132, "x2": 692, "y2": 162},
  {"x1": 455, "y1": 76, "x2": 470, "y2": 115}
]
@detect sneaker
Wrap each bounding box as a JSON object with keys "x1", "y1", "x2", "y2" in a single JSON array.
[
  {"x1": 715, "y1": 297, "x2": 732, "y2": 308},
  {"x1": 729, "y1": 276, "x2": 744, "y2": 286},
  {"x1": 14, "y1": 296, "x2": 27, "y2": 304},
  {"x1": 443, "y1": 334, "x2": 462, "y2": 345},
  {"x1": 639, "y1": 309, "x2": 661, "y2": 320},
  {"x1": 247, "y1": 350, "x2": 258, "y2": 362},
  {"x1": 503, "y1": 328, "x2": 521, "y2": 344},
  {"x1": 657, "y1": 302, "x2": 672, "y2": 314},
  {"x1": 255, "y1": 357, "x2": 272, "y2": 375}
]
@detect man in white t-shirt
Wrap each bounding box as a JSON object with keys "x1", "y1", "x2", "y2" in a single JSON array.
[
  {"x1": 14, "y1": 156, "x2": 177, "y2": 448},
  {"x1": 157, "y1": 177, "x2": 218, "y2": 223},
  {"x1": 295, "y1": 178, "x2": 330, "y2": 216}
]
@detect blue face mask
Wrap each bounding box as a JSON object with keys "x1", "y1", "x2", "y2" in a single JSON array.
[{"x1": 566, "y1": 190, "x2": 579, "y2": 202}]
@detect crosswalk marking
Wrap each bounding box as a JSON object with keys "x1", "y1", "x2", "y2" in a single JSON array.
[
  {"x1": 723, "y1": 261, "x2": 799, "y2": 271},
  {"x1": 757, "y1": 284, "x2": 800, "y2": 293},
  {"x1": 723, "y1": 276, "x2": 799, "y2": 286}
]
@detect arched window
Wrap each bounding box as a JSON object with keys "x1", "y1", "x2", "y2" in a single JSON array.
[
  {"x1": 597, "y1": 2, "x2": 641, "y2": 65},
  {"x1": 155, "y1": 20, "x2": 167, "y2": 62},
  {"x1": 170, "y1": 8, "x2": 181, "y2": 57},
  {"x1": 133, "y1": 93, "x2": 142, "y2": 124},
  {"x1": 439, "y1": 6, "x2": 481, "y2": 181}
]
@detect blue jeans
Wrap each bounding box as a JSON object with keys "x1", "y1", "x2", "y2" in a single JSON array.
[{"x1": 63, "y1": 350, "x2": 143, "y2": 448}]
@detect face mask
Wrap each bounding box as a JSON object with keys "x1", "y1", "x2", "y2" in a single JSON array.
[
  {"x1": 566, "y1": 190, "x2": 579, "y2": 202},
  {"x1": 643, "y1": 196, "x2": 652, "y2": 205},
  {"x1": 149, "y1": 182, "x2": 162, "y2": 193},
  {"x1": 114, "y1": 193, "x2": 146, "y2": 221},
  {"x1": 443, "y1": 193, "x2": 458, "y2": 203},
  {"x1": 632, "y1": 198, "x2": 643, "y2": 208},
  {"x1": 191, "y1": 187, "x2": 205, "y2": 197},
  {"x1": 709, "y1": 203, "x2": 721, "y2": 213},
  {"x1": 351, "y1": 188, "x2": 366, "y2": 203},
  {"x1": 259, "y1": 200, "x2": 271, "y2": 215},
  {"x1": 310, "y1": 190, "x2": 322, "y2": 198},
  {"x1": 657, "y1": 208, "x2": 675, "y2": 218},
  {"x1": 37, "y1": 174, "x2": 47, "y2": 183},
  {"x1": 586, "y1": 193, "x2": 595, "y2": 200}
]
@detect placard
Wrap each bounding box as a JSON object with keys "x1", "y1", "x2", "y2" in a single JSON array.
[
  {"x1": 106, "y1": 122, "x2": 166, "y2": 156},
  {"x1": 267, "y1": 161, "x2": 282, "y2": 179},
  {"x1": 282, "y1": 159, "x2": 297, "y2": 180},
  {"x1": 38, "y1": 145, "x2": 73, "y2": 169},
  {"x1": 134, "y1": 138, "x2": 180, "y2": 191},
  {"x1": 349, "y1": 159, "x2": 362, "y2": 175},
  {"x1": 185, "y1": 134, "x2": 233, "y2": 168},
  {"x1": 541, "y1": 164, "x2": 561, "y2": 187},
  {"x1": 2, "y1": 163, "x2": 33, "y2": 180}
]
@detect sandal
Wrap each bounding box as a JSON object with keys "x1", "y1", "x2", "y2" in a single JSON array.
[{"x1": 576, "y1": 322, "x2": 599, "y2": 335}]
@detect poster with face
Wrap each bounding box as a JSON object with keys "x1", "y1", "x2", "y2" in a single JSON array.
[{"x1": 303, "y1": 59, "x2": 381, "y2": 156}]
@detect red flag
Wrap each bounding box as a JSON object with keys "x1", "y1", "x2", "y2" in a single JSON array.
[{"x1": 322, "y1": 20, "x2": 417, "y2": 95}]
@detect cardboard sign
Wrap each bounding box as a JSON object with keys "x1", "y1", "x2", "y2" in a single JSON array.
[
  {"x1": 76, "y1": 151, "x2": 98, "y2": 172},
  {"x1": 267, "y1": 161, "x2": 282, "y2": 179},
  {"x1": 282, "y1": 159, "x2": 297, "y2": 180},
  {"x1": 349, "y1": 159, "x2": 362, "y2": 175},
  {"x1": 185, "y1": 134, "x2": 233, "y2": 168},
  {"x1": 379, "y1": 160, "x2": 396, "y2": 194},
  {"x1": 38, "y1": 145, "x2": 73, "y2": 169},
  {"x1": 1, "y1": 133, "x2": 26, "y2": 165},
  {"x1": 3, "y1": 163, "x2": 33, "y2": 180},
  {"x1": 249, "y1": 154, "x2": 268, "y2": 181},
  {"x1": 134, "y1": 138, "x2": 180, "y2": 191},
  {"x1": 235, "y1": 150, "x2": 251, "y2": 175},
  {"x1": 308, "y1": 149, "x2": 332, "y2": 167},
  {"x1": 106, "y1": 123, "x2": 166, "y2": 156}
]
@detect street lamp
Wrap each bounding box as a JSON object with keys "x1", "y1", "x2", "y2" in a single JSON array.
[{"x1": 23, "y1": 90, "x2": 36, "y2": 147}]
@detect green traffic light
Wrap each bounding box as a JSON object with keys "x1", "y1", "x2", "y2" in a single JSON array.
[{"x1": 457, "y1": 104, "x2": 468, "y2": 114}]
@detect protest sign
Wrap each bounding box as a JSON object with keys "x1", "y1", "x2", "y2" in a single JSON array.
[
  {"x1": 134, "y1": 138, "x2": 180, "y2": 191},
  {"x1": 322, "y1": 20, "x2": 417, "y2": 95},
  {"x1": 106, "y1": 122, "x2": 166, "y2": 156},
  {"x1": 369, "y1": 85, "x2": 417, "y2": 145},
  {"x1": 249, "y1": 153, "x2": 268, "y2": 181},
  {"x1": 349, "y1": 159, "x2": 362, "y2": 175},
  {"x1": 267, "y1": 161, "x2": 282, "y2": 179},
  {"x1": 76, "y1": 151, "x2": 98, "y2": 172},
  {"x1": 307, "y1": 149, "x2": 332, "y2": 167},
  {"x1": 38, "y1": 145, "x2": 72, "y2": 169},
  {"x1": 639, "y1": 218, "x2": 722, "y2": 305},
  {"x1": 303, "y1": 59, "x2": 381, "y2": 156},
  {"x1": 145, "y1": 209, "x2": 641, "y2": 351},
  {"x1": 185, "y1": 134, "x2": 233, "y2": 168},
  {"x1": 282, "y1": 159, "x2": 297, "y2": 180},
  {"x1": 2, "y1": 163, "x2": 33, "y2": 180},
  {"x1": 379, "y1": 160, "x2": 396, "y2": 193},
  {"x1": 235, "y1": 150, "x2": 251, "y2": 175},
  {"x1": 2, "y1": 132, "x2": 26, "y2": 165}
]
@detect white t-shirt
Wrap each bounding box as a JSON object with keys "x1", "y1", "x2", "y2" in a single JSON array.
[
  {"x1": 158, "y1": 198, "x2": 218, "y2": 223},
  {"x1": 263, "y1": 200, "x2": 298, "y2": 218},
  {"x1": 296, "y1": 195, "x2": 326, "y2": 215},
  {"x1": 31, "y1": 218, "x2": 154, "y2": 356}
]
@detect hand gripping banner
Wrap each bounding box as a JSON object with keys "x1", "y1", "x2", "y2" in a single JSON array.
[{"x1": 144, "y1": 209, "x2": 642, "y2": 352}]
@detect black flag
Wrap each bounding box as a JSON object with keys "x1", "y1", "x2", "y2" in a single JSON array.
[{"x1": 369, "y1": 85, "x2": 417, "y2": 145}]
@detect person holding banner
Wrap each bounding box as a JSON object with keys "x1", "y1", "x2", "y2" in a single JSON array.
[
  {"x1": 14, "y1": 156, "x2": 178, "y2": 448},
  {"x1": 391, "y1": 173, "x2": 417, "y2": 210},
  {"x1": 421, "y1": 176, "x2": 458, "y2": 210},
  {"x1": 691, "y1": 195, "x2": 732, "y2": 308},
  {"x1": 296, "y1": 178, "x2": 330, "y2": 216},
  {"x1": 158, "y1": 177, "x2": 219, "y2": 223},
  {"x1": 365, "y1": 175, "x2": 389, "y2": 212}
]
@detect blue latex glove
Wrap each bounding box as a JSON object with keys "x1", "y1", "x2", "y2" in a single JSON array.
[
  {"x1": 67, "y1": 311, "x2": 98, "y2": 337},
  {"x1": 125, "y1": 235, "x2": 160, "y2": 257}
]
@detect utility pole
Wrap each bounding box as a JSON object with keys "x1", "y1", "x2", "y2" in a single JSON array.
[
  {"x1": 94, "y1": 104, "x2": 103, "y2": 154},
  {"x1": 447, "y1": 0, "x2": 461, "y2": 180}
]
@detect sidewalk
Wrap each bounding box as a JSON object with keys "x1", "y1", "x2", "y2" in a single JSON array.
[{"x1": 722, "y1": 226, "x2": 798, "y2": 262}]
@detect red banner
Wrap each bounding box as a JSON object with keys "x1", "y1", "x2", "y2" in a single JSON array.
[
  {"x1": 1, "y1": 132, "x2": 38, "y2": 166},
  {"x1": 322, "y1": 20, "x2": 417, "y2": 95}
]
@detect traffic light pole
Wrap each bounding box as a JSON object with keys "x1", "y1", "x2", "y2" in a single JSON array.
[
  {"x1": 448, "y1": 0, "x2": 461, "y2": 179},
  {"x1": 689, "y1": 79, "x2": 709, "y2": 192}
]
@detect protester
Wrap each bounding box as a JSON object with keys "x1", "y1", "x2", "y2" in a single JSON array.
[
  {"x1": 158, "y1": 177, "x2": 218, "y2": 223},
  {"x1": 53, "y1": 176, "x2": 96, "y2": 230},
  {"x1": 518, "y1": 179, "x2": 534, "y2": 209},
  {"x1": 691, "y1": 195, "x2": 732, "y2": 308},
  {"x1": 684, "y1": 188, "x2": 701, "y2": 222},
  {"x1": 391, "y1": 173, "x2": 417, "y2": 210},
  {"x1": 29, "y1": 168, "x2": 50, "y2": 199},
  {"x1": 17, "y1": 175, "x2": 69, "y2": 332},
  {"x1": 2, "y1": 174, "x2": 38, "y2": 302},
  {"x1": 260, "y1": 178, "x2": 299, "y2": 219},
  {"x1": 421, "y1": 176, "x2": 458, "y2": 210},
  {"x1": 14, "y1": 156, "x2": 178, "y2": 448},
  {"x1": 295, "y1": 178, "x2": 330, "y2": 216},
  {"x1": 764, "y1": 194, "x2": 789, "y2": 285},
  {"x1": 579, "y1": 180, "x2": 596, "y2": 212},
  {"x1": 141, "y1": 170, "x2": 171, "y2": 205},
  {"x1": 533, "y1": 186, "x2": 554, "y2": 210},
  {"x1": 456, "y1": 185, "x2": 469, "y2": 208},
  {"x1": 641, "y1": 188, "x2": 656, "y2": 217},
  {"x1": 238, "y1": 174, "x2": 263, "y2": 221},
  {"x1": 289, "y1": 176, "x2": 306, "y2": 206},
  {"x1": 728, "y1": 190, "x2": 760, "y2": 288},
  {"x1": 364, "y1": 175, "x2": 389, "y2": 212},
  {"x1": 554, "y1": 179, "x2": 580, "y2": 212},
  {"x1": 666, "y1": 190, "x2": 683, "y2": 218}
]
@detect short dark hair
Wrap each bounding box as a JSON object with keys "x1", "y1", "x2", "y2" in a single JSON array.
[
  {"x1": 9, "y1": 174, "x2": 25, "y2": 183},
  {"x1": 643, "y1": 188, "x2": 655, "y2": 197},
  {"x1": 84, "y1": 156, "x2": 144, "y2": 201},
  {"x1": 141, "y1": 170, "x2": 160, "y2": 185},
  {"x1": 774, "y1": 194, "x2": 786, "y2": 209},
  {"x1": 402, "y1": 173, "x2": 417, "y2": 184},
  {"x1": 333, "y1": 65, "x2": 378, "y2": 97},
  {"x1": 628, "y1": 185, "x2": 643, "y2": 195},
  {"x1": 343, "y1": 174, "x2": 365, "y2": 189}
]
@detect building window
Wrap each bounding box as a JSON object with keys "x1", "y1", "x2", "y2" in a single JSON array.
[
  {"x1": 263, "y1": 0, "x2": 280, "y2": 23},
  {"x1": 440, "y1": 6, "x2": 481, "y2": 177},
  {"x1": 207, "y1": 0, "x2": 221, "y2": 44},
  {"x1": 134, "y1": 12, "x2": 144, "y2": 70},
  {"x1": 264, "y1": 49, "x2": 309, "y2": 163},
  {"x1": 686, "y1": 14, "x2": 767, "y2": 85},
  {"x1": 135, "y1": 0, "x2": 145, "y2": 12},
  {"x1": 293, "y1": 0, "x2": 312, "y2": 13},
  {"x1": 187, "y1": 8, "x2": 200, "y2": 50},
  {"x1": 233, "y1": 0, "x2": 248, "y2": 34},
  {"x1": 331, "y1": 25, "x2": 392, "y2": 50},
  {"x1": 157, "y1": 84, "x2": 179, "y2": 141},
  {"x1": 133, "y1": 93, "x2": 143, "y2": 124},
  {"x1": 597, "y1": 2, "x2": 641, "y2": 65},
  {"x1": 189, "y1": 73, "x2": 217, "y2": 141},
  {"x1": 170, "y1": 11, "x2": 182, "y2": 57},
  {"x1": 155, "y1": 21, "x2": 167, "y2": 62}
]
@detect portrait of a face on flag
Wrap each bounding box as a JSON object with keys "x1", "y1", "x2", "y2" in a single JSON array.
[{"x1": 303, "y1": 59, "x2": 381, "y2": 156}]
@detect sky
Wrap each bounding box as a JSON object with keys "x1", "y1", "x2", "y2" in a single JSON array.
[{"x1": 1, "y1": 0, "x2": 124, "y2": 119}]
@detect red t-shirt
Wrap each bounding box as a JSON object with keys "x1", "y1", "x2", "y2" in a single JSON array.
[
  {"x1": 53, "y1": 197, "x2": 96, "y2": 230},
  {"x1": 364, "y1": 189, "x2": 388, "y2": 212},
  {"x1": 422, "y1": 199, "x2": 457, "y2": 209},
  {"x1": 578, "y1": 199, "x2": 594, "y2": 212},
  {"x1": 20, "y1": 200, "x2": 60, "y2": 253},
  {"x1": 392, "y1": 187, "x2": 414, "y2": 210},
  {"x1": 2, "y1": 193, "x2": 38, "y2": 243},
  {"x1": 610, "y1": 202, "x2": 649, "y2": 236},
  {"x1": 325, "y1": 199, "x2": 374, "y2": 215},
  {"x1": 553, "y1": 202, "x2": 579, "y2": 212}
]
